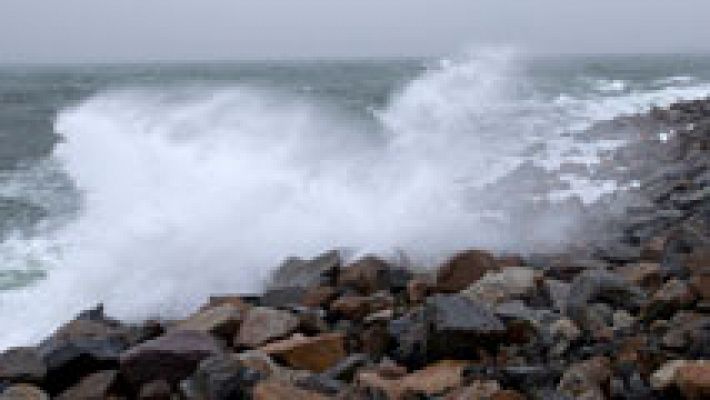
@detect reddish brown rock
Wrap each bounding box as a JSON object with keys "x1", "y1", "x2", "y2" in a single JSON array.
[
  {"x1": 617, "y1": 262, "x2": 663, "y2": 291},
  {"x1": 436, "y1": 250, "x2": 498, "y2": 293},
  {"x1": 338, "y1": 256, "x2": 392, "y2": 295},
  {"x1": 260, "y1": 333, "x2": 347, "y2": 373},
  {"x1": 690, "y1": 270, "x2": 710, "y2": 300},
  {"x1": 490, "y1": 389, "x2": 526, "y2": 400},
  {"x1": 357, "y1": 360, "x2": 468, "y2": 399},
  {"x1": 407, "y1": 278, "x2": 431, "y2": 304},
  {"x1": 172, "y1": 304, "x2": 245, "y2": 339},
  {"x1": 119, "y1": 330, "x2": 222, "y2": 387},
  {"x1": 302, "y1": 286, "x2": 338, "y2": 308},
  {"x1": 676, "y1": 362, "x2": 710, "y2": 400},
  {"x1": 331, "y1": 294, "x2": 393, "y2": 320},
  {"x1": 253, "y1": 378, "x2": 330, "y2": 400},
  {"x1": 235, "y1": 307, "x2": 299, "y2": 348}
]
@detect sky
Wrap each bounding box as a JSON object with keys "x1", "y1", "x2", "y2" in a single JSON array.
[{"x1": 0, "y1": 0, "x2": 709, "y2": 63}]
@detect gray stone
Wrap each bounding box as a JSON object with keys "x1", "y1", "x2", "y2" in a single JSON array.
[{"x1": 0, "y1": 348, "x2": 46, "y2": 383}]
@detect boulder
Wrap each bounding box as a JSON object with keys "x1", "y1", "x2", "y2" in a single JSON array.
[
  {"x1": 172, "y1": 304, "x2": 245, "y2": 339},
  {"x1": 425, "y1": 294, "x2": 505, "y2": 359},
  {"x1": 235, "y1": 307, "x2": 299, "y2": 348},
  {"x1": 338, "y1": 256, "x2": 396, "y2": 295},
  {"x1": 0, "y1": 384, "x2": 49, "y2": 400},
  {"x1": 259, "y1": 333, "x2": 346, "y2": 373},
  {"x1": 252, "y1": 378, "x2": 330, "y2": 400},
  {"x1": 55, "y1": 370, "x2": 119, "y2": 400},
  {"x1": 675, "y1": 361, "x2": 710, "y2": 400},
  {"x1": 260, "y1": 287, "x2": 307, "y2": 309},
  {"x1": 186, "y1": 354, "x2": 262, "y2": 400},
  {"x1": 138, "y1": 380, "x2": 172, "y2": 400},
  {"x1": 301, "y1": 286, "x2": 338, "y2": 308},
  {"x1": 356, "y1": 360, "x2": 468, "y2": 399},
  {"x1": 330, "y1": 293, "x2": 393, "y2": 321},
  {"x1": 566, "y1": 270, "x2": 645, "y2": 330},
  {"x1": 37, "y1": 308, "x2": 130, "y2": 393},
  {"x1": 120, "y1": 330, "x2": 222, "y2": 387},
  {"x1": 0, "y1": 348, "x2": 46, "y2": 383},
  {"x1": 444, "y1": 380, "x2": 501, "y2": 400},
  {"x1": 269, "y1": 250, "x2": 341, "y2": 290},
  {"x1": 436, "y1": 250, "x2": 498, "y2": 293},
  {"x1": 644, "y1": 278, "x2": 696, "y2": 320},
  {"x1": 557, "y1": 357, "x2": 611, "y2": 400},
  {"x1": 460, "y1": 267, "x2": 538, "y2": 305}
]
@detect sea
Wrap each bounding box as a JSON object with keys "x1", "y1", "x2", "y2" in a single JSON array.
[{"x1": 1, "y1": 49, "x2": 710, "y2": 347}]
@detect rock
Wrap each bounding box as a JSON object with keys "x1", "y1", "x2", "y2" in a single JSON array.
[
  {"x1": 406, "y1": 278, "x2": 432, "y2": 304},
  {"x1": 269, "y1": 250, "x2": 341, "y2": 290},
  {"x1": 460, "y1": 267, "x2": 538, "y2": 305},
  {"x1": 138, "y1": 380, "x2": 172, "y2": 400},
  {"x1": 676, "y1": 361, "x2": 710, "y2": 400},
  {"x1": 557, "y1": 357, "x2": 611, "y2": 400},
  {"x1": 338, "y1": 255, "x2": 396, "y2": 295},
  {"x1": 490, "y1": 390, "x2": 526, "y2": 400},
  {"x1": 356, "y1": 360, "x2": 468, "y2": 399},
  {"x1": 301, "y1": 286, "x2": 338, "y2": 308},
  {"x1": 690, "y1": 269, "x2": 710, "y2": 300},
  {"x1": 330, "y1": 293, "x2": 393, "y2": 321},
  {"x1": 0, "y1": 384, "x2": 49, "y2": 400},
  {"x1": 443, "y1": 380, "x2": 500, "y2": 400},
  {"x1": 235, "y1": 307, "x2": 299, "y2": 348},
  {"x1": 322, "y1": 353, "x2": 370, "y2": 382},
  {"x1": 543, "y1": 279, "x2": 571, "y2": 313},
  {"x1": 650, "y1": 359, "x2": 687, "y2": 390},
  {"x1": 644, "y1": 278, "x2": 696, "y2": 320},
  {"x1": 253, "y1": 378, "x2": 330, "y2": 400},
  {"x1": 617, "y1": 262, "x2": 663, "y2": 291},
  {"x1": 612, "y1": 310, "x2": 637, "y2": 331},
  {"x1": 425, "y1": 294, "x2": 505, "y2": 359},
  {"x1": 187, "y1": 354, "x2": 262, "y2": 400},
  {"x1": 172, "y1": 304, "x2": 245, "y2": 339},
  {"x1": 549, "y1": 318, "x2": 582, "y2": 342},
  {"x1": 260, "y1": 333, "x2": 347, "y2": 373},
  {"x1": 37, "y1": 309, "x2": 130, "y2": 393},
  {"x1": 260, "y1": 287, "x2": 307, "y2": 309},
  {"x1": 120, "y1": 330, "x2": 222, "y2": 387},
  {"x1": 566, "y1": 270, "x2": 645, "y2": 330},
  {"x1": 436, "y1": 250, "x2": 498, "y2": 293},
  {"x1": 55, "y1": 370, "x2": 119, "y2": 400},
  {"x1": 0, "y1": 348, "x2": 46, "y2": 383},
  {"x1": 388, "y1": 308, "x2": 428, "y2": 367}
]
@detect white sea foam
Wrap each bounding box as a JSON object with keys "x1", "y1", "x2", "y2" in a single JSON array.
[{"x1": 0, "y1": 50, "x2": 709, "y2": 348}]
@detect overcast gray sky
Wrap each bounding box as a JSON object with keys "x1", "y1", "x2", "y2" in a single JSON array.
[{"x1": 1, "y1": 0, "x2": 708, "y2": 63}]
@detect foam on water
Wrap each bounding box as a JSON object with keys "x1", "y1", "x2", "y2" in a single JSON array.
[{"x1": 1, "y1": 50, "x2": 709, "y2": 348}]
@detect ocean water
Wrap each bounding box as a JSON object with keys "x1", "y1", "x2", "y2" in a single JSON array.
[{"x1": 1, "y1": 50, "x2": 710, "y2": 347}]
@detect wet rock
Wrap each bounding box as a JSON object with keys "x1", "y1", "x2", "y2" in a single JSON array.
[
  {"x1": 0, "y1": 384, "x2": 49, "y2": 400},
  {"x1": 260, "y1": 333, "x2": 347, "y2": 373},
  {"x1": 566, "y1": 269, "x2": 645, "y2": 330},
  {"x1": 0, "y1": 348, "x2": 46, "y2": 383},
  {"x1": 644, "y1": 278, "x2": 696, "y2": 320},
  {"x1": 38, "y1": 307, "x2": 130, "y2": 393},
  {"x1": 557, "y1": 356, "x2": 611, "y2": 400},
  {"x1": 460, "y1": 267, "x2": 539, "y2": 305},
  {"x1": 138, "y1": 380, "x2": 171, "y2": 400},
  {"x1": 253, "y1": 378, "x2": 330, "y2": 400},
  {"x1": 172, "y1": 304, "x2": 245, "y2": 339},
  {"x1": 120, "y1": 330, "x2": 222, "y2": 387},
  {"x1": 356, "y1": 360, "x2": 468, "y2": 399},
  {"x1": 435, "y1": 250, "x2": 498, "y2": 293},
  {"x1": 187, "y1": 354, "x2": 262, "y2": 400},
  {"x1": 338, "y1": 255, "x2": 397, "y2": 295},
  {"x1": 425, "y1": 294, "x2": 506, "y2": 359},
  {"x1": 55, "y1": 370, "x2": 119, "y2": 400},
  {"x1": 235, "y1": 307, "x2": 299, "y2": 348},
  {"x1": 269, "y1": 250, "x2": 341, "y2": 290}
]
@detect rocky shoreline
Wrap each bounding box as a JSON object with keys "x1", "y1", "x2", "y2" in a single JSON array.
[{"x1": 1, "y1": 99, "x2": 710, "y2": 399}]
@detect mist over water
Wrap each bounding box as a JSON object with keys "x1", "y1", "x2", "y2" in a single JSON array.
[{"x1": 1, "y1": 50, "x2": 710, "y2": 348}]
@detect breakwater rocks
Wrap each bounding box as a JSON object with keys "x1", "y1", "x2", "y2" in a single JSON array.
[{"x1": 2, "y1": 99, "x2": 710, "y2": 399}]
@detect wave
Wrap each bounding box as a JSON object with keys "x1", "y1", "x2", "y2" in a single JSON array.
[{"x1": 0, "y1": 49, "x2": 709, "y2": 348}]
